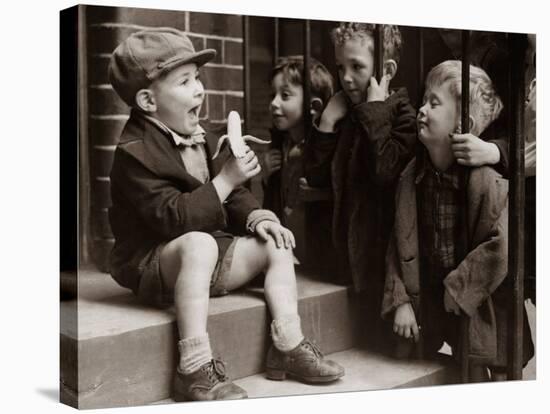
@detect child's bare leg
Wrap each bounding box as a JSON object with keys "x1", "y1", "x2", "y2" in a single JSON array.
[
  {"x1": 160, "y1": 231, "x2": 218, "y2": 339},
  {"x1": 226, "y1": 236, "x2": 344, "y2": 382},
  {"x1": 224, "y1": 236, "x2": 301, "y2": 349},
  {"x1": 224, "y1": 237, "x2": 298, "y2": 319},
  {"x1": 160, "y1": 232, "x2": 247, "y2": 401}
]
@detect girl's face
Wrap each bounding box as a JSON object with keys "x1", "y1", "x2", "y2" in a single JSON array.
[
  {"x1": 417, "y1": 81, "x2": 459, "y2": 148},
  {"x1": 270, "y1": 73, "x2": 304, "y2": 132},
  {"x1": 334, "y1": 36, "x2": 375, "y2": 105}
]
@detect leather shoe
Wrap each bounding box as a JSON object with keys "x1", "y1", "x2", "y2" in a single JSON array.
[
  {"x1": 266, "y1": 339, "x2": 345, "y2": 383},
  {"x1": 173, "y1": 359, "x2": 248, "y2": 401}
]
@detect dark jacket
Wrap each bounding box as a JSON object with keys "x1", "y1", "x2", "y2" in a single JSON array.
[
  {"x1": 382, "y1": 157, "x2": 523, "y2": 364},
  {"x1": 306, "y1": 88, "x2": 417, "y2": 292},
  {"x1": 262, "y1": 128, "x2": 303, "y2": 219},
  {"x1": 108, "y1": 111, "x2": 260, "y2": 293}
]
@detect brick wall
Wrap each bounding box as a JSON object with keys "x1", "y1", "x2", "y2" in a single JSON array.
[{"x1": 85, "y1": 5, "x2": 245, "y2": 271}]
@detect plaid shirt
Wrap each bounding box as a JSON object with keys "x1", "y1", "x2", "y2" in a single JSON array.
[{"x1": 416, "y1": 154, "x2": 466, "y2": 284}]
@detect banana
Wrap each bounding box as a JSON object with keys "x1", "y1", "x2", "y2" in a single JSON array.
[{"x1": 212, "y1": 111, "x2": 270, "y2": 159}]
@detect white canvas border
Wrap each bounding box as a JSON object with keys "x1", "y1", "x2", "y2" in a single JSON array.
[{"x1": 1, "y1": 0, "x2": 546, "y2": 412}]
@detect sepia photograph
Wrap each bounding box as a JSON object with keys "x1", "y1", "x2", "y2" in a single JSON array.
[{"x1": 56, "y1": 0, "x2": 538, "y2": 411}]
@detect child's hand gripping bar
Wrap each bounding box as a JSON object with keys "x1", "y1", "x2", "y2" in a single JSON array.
[{"x1": 212, "y1": 111, "x2": 270, "y2": 159}]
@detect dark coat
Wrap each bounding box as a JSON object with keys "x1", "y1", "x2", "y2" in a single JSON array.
[
  {"x1": 108, "y1": 111, "x2": 260, "y2": 294},
  {"x1": 262, "y1": 128, "x2": 303, "y2": 219},
  {"x1": 306, "y1": 88, "x2": 417, "y2": 292}
]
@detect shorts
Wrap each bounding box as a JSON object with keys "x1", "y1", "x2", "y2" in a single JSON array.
[{"x1": 119, "y1": 231, "x2": 239, "y2": 309}]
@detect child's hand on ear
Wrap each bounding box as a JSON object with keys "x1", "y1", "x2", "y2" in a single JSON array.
[
  {"x1": 451, "y1": 133, "x2": 500, "y2": 166},
  {"x1": 319, "y1": 91, "x2": 348, "y2": 133},
  {"x1": 367, "y1": 74, "x2": 390, "y2": 102}
]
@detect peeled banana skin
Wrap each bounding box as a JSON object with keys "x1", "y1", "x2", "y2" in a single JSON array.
[{"x1": 212, "y1": 111, "x2": 270, "y2": 159}]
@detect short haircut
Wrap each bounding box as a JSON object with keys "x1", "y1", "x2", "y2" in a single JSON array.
[
  {"x1": 271, "y1": 55, "x2": 334, "y2": 106},
  {"x1": 425, "y1": 60, "x2": 503, "y2": 135},
  {"x1": 331, "y1": 22, "x2": 403, "y2": 64}
]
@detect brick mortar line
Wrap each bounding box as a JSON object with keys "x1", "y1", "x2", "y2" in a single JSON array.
[
  {"x1": 93, "y1": 145, "x2": 117, "y2": 151},
  {"x1": 89, "y1": 84, "x2": 112, "y2": 90},
  {"x1": 89, "y1": 84, "x2": 244, "y2": 98},
  {"x1": 92, "y1": 114, "x2": 210, "y2": 123},
  {"x1": 90, "y1": 115, "x2": 129, "y2": 121},
  {"x1": 92, "y1": 237, "x2": 115, "y2": 242},
  {"x1": 90, "y1": 114, "x2": 230, "y2": 123},
  {"x1": 91, "y1": 53, "x2": 112, "y2": 59},
  {"x1": 87, "y1": 60, "x2": 243, "y2": 69},
  {"x1": 205, "y1": 62, "x2": 243, "y2": 70},
  {"x1": 205, "y1": 90, "x2": 244, "y2": 97},
  {"x1": 187, "y1": 31, "x2": 244, "y2": 43},
  {"x1": 89, "y1": 22, "x2": 147, "y2": 30},
  {"x1": 89, "y1": 23, "x2": 243, "y2": 43}
]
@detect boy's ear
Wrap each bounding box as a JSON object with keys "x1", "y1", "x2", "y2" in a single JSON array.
[
  {"x1": 310, "y1": 97, "x2": 324, "y2": 120},
  {"x1": 383, "y1": 59, "x2": 398, "y2": 80},
  {"x1": 135, "y1": 89, "x2": 156, "y2": 113}
]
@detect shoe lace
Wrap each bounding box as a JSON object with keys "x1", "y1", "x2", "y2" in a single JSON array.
[
  {"x1": 303, "y1": 340, "x2": 324, "y2": 359},
  {"x1": 203, "y1": 359, "x2": 228, "y2": 384}
]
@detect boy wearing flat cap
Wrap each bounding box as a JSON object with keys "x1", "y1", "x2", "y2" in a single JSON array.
[{"x1": 108, "y1": 28, "x2": 344, "y2": 402}]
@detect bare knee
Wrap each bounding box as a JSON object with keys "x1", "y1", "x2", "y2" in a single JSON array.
[
  {"x1": 166, "y1": 231, "x2": 218, "y2": 268},
  {"x1": 160, "y1": 232, "x2": 218, "y2": 292},
  {"x1": 261, "y1": 240, "x2": 296, "y2": 293},
  {"x1": 264, "y1": 239, "x2": 294, "y2": 268}
]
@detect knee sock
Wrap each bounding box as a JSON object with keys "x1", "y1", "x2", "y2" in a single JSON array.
[
  {"x1": 178, "y1": 334, "x2": 213, "y2": 375},
  {"x1": 271, "y1": 314, "x2": 304, "y2": 352}
]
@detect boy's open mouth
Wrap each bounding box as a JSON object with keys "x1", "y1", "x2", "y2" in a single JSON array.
[{"x1": 188, "y1": 105, "x2": 201, "y2": 117}]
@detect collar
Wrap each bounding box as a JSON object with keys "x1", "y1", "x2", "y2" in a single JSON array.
[
  {"x1": 140, "y1": 113, "x2": 206, "y2": 147},
  {"x1": 415, "y1": 148, "x2": 462, "y2": 189}
]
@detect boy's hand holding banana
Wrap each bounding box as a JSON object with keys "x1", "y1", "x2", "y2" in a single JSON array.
[{"x1": 211, "y1": 111, "x2": 270, "y2": 199}]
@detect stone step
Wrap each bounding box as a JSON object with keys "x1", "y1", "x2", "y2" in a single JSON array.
[
  {"x1": 152, "y1": 347, "x2": 459, "y2": 405},
  {"x1": 236, "y1": 348, "x2": 458, "y2": 398},
  {"x1": 236, "y1": 348, "x2": 460, "y2": 398},
  {"x1": 60, "y1": 268, "x2": 361, "y2": 409}
]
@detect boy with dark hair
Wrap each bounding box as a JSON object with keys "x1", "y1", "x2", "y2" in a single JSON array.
[{"x1": 262, "y1": 55, "x2": 334, "y2": 262}]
